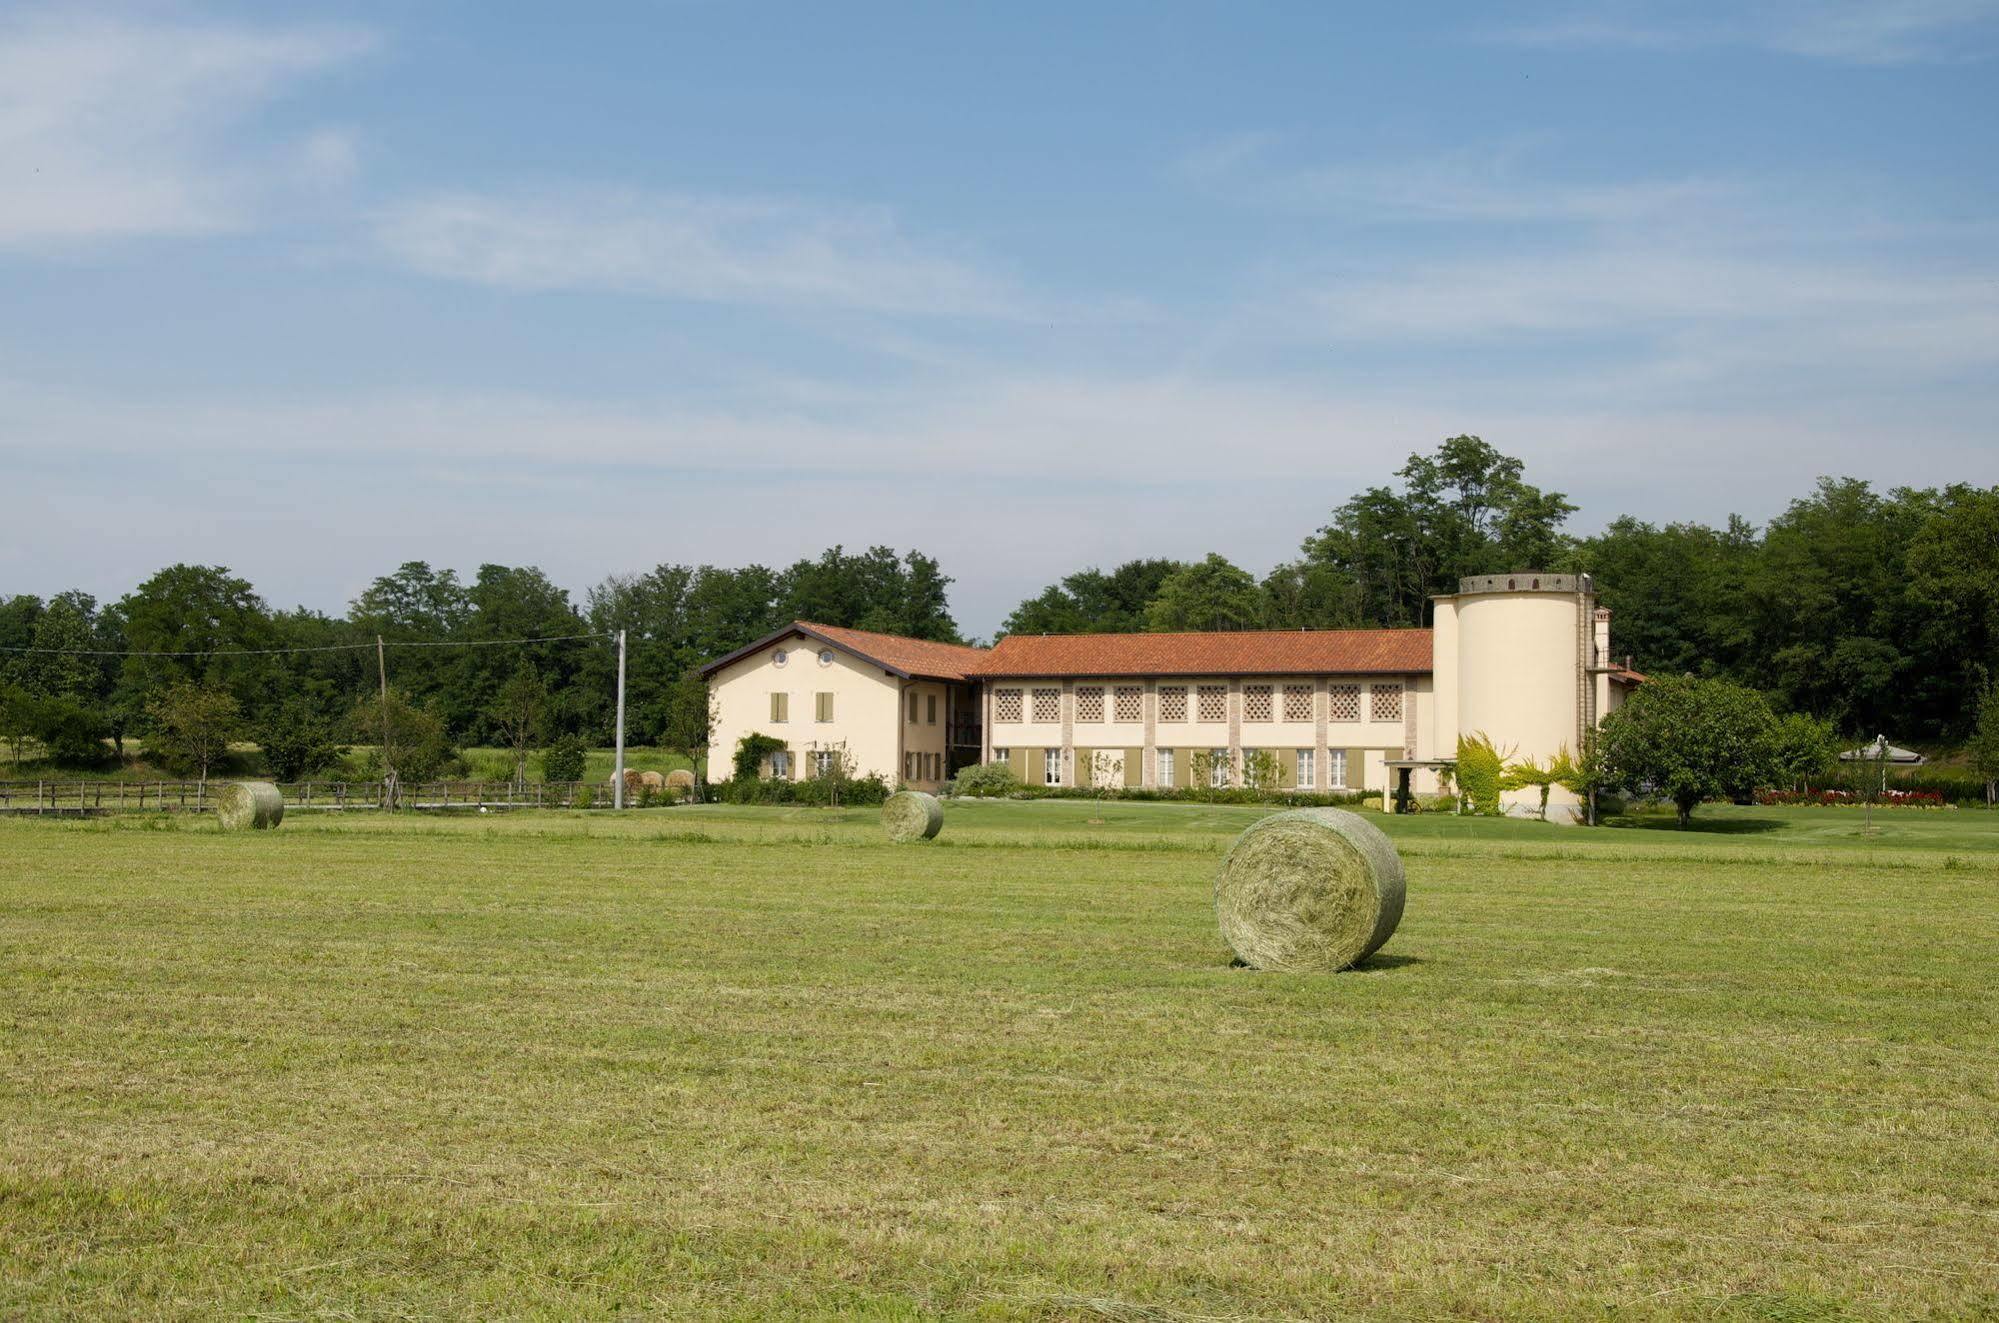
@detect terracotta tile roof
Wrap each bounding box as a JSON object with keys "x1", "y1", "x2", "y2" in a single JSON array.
[
  {"x1": 796, "y1": 622, "x2": 990, "y2": 683},
  {"x1": 968, "y1": 628, "x2": 1433, "y2": 678}
]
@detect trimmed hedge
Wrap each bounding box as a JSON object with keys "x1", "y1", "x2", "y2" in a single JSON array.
[
  {"x1": 950, "y1": 783, "x2": 1372, "y2": 808},
  {"x1": 715, "y1": 774, "x2": 892, "y2": 807}
]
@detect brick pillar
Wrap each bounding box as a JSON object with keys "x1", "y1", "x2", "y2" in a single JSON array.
[
  {"x1": 1403, "y1": 674, "x2": 1416, "y2": 759},
  {"x1": 1227, "y1": 679, "x2": 1243, "y2": 785},
  {"x1": 1315, "y1": 677, "x2": 1330, "y2": 790},
  {"x1": 1060, "y1": 679, "x2": 1074, "y2": 787},
  {"x1": 1142, "y1": 680, "x2": 1158, "y2": 789}
]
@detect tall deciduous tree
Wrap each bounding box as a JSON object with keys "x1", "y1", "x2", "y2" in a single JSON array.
[
  {"x1": 1299, "y1": 435, "x2": 1576, "y2": 627},
  {"x1": 146, "y1": 681, "x2": 243, "y2": 785},
  {"x1": 1968, "y1": 687, "x2": 1999, "y2": 806},
  {"x1": 490, "y1": 663, "x2": 550, "y2": 789},
  {"x1": 1146, "y1": 555, "x2": 1264, "y2": 632},
  {"x1": 1597, "y1": 675, "x2": 1782, "y2": 828}
]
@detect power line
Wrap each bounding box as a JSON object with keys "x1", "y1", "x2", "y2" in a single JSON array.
[{"x1": 0, "y1": 632, "x2": 613, "y2": 658}]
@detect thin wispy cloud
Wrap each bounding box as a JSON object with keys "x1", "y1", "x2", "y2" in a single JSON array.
[
  {"x1": 1180, "y1": 136, "x2": 1732, "y2": 224},
  {"x1": 1495, "y1": 0, "x2": 1999, "y2": 64},
  {"x1": 0, "y1": 12, "x2": 374, "y2": 246},
  {"x1": 374, "y1": 189, "x2": 1031, "y2": 319}
]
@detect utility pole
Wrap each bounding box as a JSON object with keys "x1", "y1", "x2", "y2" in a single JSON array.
[
  {"x1": 613, "y1": 629, "x2": 627, "y2": 809},
  {"x1": 375, "y1": 634, "x2": 394, "y2": 811}
]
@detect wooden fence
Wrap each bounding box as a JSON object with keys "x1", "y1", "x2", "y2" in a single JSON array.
[{"x1": 0, "y1": 780, "x2": 665, "y2": 816}]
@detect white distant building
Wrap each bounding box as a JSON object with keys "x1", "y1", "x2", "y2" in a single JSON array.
[{"x1": 702, "y1": 573, "x2": 1643, "y2": 821}]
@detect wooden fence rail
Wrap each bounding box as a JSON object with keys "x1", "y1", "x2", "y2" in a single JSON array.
[{"x1": 0, "y1": 780, "x2": 667, "y2": 816}]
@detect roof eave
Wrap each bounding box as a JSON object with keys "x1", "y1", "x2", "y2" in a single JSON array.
[{"x1": 698, "y1": 621, "x2": 920, "y2": 682}]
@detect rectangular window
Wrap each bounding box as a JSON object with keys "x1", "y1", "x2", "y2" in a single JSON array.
[
  {"x1": 926, "y1": 695, "x2": 938, "y2": 725},
  {"x1": 1283, "y1": 685, "x2": 1313, "y2": 722},
  {"x1": 1114, "y1": 685, "x2": 1142, "y2": 722},
  {"x1": 1209, "y1": 748, "x2": 1231, "y2": 788},
  {"x1": 1197, "y1": 685, "x2": 1227, "y2": 722},
  {"x1": 816, "y1": 692, "x2": 834, "y2": 723},
  {"x1": 995, "y1": 688, "x2": 1023, "y2": 723},
  {"x1": 1297, "y1": 748, "x2": 1315, "y2": 789},
  {"x1": 1032, "y1": 688, "x2": 1060, "y2": 722},
  {"x1": 770, "y1": 750, "x2": 791, "y2": 779},
  {"x1": 994, "y1": 748, "x2": 1010, "y2": 766},
  {"x1": 931, "y1": 753, "x2": 941, "y2": 780},
  {"x1": 814, "y1": 750, "x2": 835, "y2": 778},
  {"x1": 1242, "y1": 747, "x2": 1262, "y2": 786},
  {"x1": 1077, "y1": 686, "x2": 1104, "y2": 722},
  {"x1": 904, "y1": 752, "x2": 914, "y2": 780},
  {"x1": 1156, "y1": 748, "x2": 1174, "y2": 785},
  {"x1": 909, "y1": 692, "x2": 920, "y2": 723},
  {"x1": 1244, "y1": 684, "x2": 1273, "y2": 722},
  {"x1": 1371, "y1": 683, "x2": 1403, "y2": 722},
  {"x1": 1044, "y1": 748, "x2": 1063, "y2": 786},
  {"x1": 1159, "y1": 686, "x2": 1187, "y2": 722},
  {"x1": 770, "y1": 692, "x2": 788, "y2": 723},
  {"x1": 1328, "y1": 683, "x2": 1361, "y2": 722},
  {"x1": 1329, "y1": 749, "x2": 1348, "y2": 788}
]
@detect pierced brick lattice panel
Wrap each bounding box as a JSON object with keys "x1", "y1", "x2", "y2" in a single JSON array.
[
  {"x1": 1243, "y1": 684, "x2": 1273, "y2": 722},
  {"x1": 1328, "y1": 684, "x2": 1361, "y2": 722},
  {"x1": 1032, "y1": 688, "x2": 1061, "y2": 723},
  {"x1": 994, "y1": 688, "x2": 1023, "y2": 723},
  {"x1": 1076, "y1": 686, "x2": 1104, "y2": 722},
  {"x1": 1197, "y1": 685, "x2": 1227, "y2": 722},
  {"x1": 1283, "y1": 684, "x2": 1313, "y2": 722},
  {"x1": 1159, "y1": 686, "x2": 1187, "y2": 722},
  {"x1": 1371, "y1": 683, "x2": 1403, "y2": 722},
  {"x1": 1113, "y1": 685, "x2": 1142, "y2": 722}
]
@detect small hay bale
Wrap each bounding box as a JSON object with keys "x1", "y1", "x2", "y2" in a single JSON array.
[
  {"x1": 1214, "y1": 807, "x2": 1404, "y2": 971},
  {"x1": 638, "y1": 770, "x2": 666, "y2": 790},
  {"x1": 215, "y1": 781, "x2": 284, "y2": 831},
  {"x1": 882, "y1": 790, "x2": 943, "y2": 842},
  {"x1": 664, "y1": 769, "x2": 695, "y2": 793}
]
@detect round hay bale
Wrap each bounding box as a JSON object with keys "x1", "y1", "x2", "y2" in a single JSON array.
[
  {"x1": 1214, "y1": 808, "x2": 1404, "y2": 971},
  {"x1": 214, "y1": 780, "x2": 284, "y2": 831},
  {"x1": 665, "y1": 769, "x2": 695, "y2": 793},
  {"x1": 881, "y1": 790, "x2": 943, "y2": 843},
  {"x1": 638, "y1": 769, "x2": 666, "y2": 790}
]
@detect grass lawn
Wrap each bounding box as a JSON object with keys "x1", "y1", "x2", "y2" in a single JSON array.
[{"x1": 2, "y1": 802, "x2": 1995, "y2": 1319}]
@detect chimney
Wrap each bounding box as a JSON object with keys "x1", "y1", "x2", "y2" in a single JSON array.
[{"x1": 1592, "y1": 607, "x2": 1612, "y2": 669}]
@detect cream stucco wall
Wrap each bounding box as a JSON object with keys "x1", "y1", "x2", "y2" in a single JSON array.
[
  {"x1": 1450, "y1": 588, "x2": 1588, "y2": 820},
  {"x1": 707, "y1": 637, "x2": 911, "y2": 787}
]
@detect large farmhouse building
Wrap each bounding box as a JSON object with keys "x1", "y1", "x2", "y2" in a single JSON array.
[{"x1": 702, "y1": 573, "x2": 1642, "y2": 820}]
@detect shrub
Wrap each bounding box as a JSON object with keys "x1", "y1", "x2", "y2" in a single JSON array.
[
  {"x1": 732, "y1": 732, "x2": 788, "y2": 783},
  {"x1": 541, "y1": 734, "x2": 587, "y2": 783},
  {"x1": 1456, "y1": 732, "x2": 1507, "y2": 815},
  {"x1": 35, "y1": 698, "x2": 110, "y2": 767},
  {"x1": 258, "y1": 697, "x2": 344, "y2": 782},
  {"x1": 950, "y1": 760, "x2": 1020, "y2": 798},
  {"x1": 715, "y1": 773, "x2": 892, "y2": 807}
]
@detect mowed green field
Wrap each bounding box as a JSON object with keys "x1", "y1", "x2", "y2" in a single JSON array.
[{"x1": 2, "y1": 803, "x2": 1996, "y2": 1320}]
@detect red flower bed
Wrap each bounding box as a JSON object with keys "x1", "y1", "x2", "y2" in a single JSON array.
[{"x1": 1754, "y1": 788, "x2": 1950, "y2": 808}]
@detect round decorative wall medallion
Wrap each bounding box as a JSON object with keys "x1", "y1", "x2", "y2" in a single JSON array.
[
  {"x1": 773, "y1": 649, "x2": 788, "y2": 666},
  {"x1": 818, "y1": 649, "x2": 835, "y2": 667}
]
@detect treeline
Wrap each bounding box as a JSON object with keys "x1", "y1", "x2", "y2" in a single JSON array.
[
  {"x1": 0, "y1": 547, "x2": 958, "y2": 775},
  {"x1": 1001, "y1": 436, "x2": 1997, "y2": 742},
  {"x1": 4, "y1": 436, "x2": 1995, "y2": 775}
]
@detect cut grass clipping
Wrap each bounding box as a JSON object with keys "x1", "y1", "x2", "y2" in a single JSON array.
[
  {"x1": 882, "y1": 790, "x2": 943, "y2": 842},
  {"x1": 214, "y1": 780, "x2": 284, "y2": 831},
  {"x1": 1215, "y1": 807, "x2": 1404, "y2": 971}
]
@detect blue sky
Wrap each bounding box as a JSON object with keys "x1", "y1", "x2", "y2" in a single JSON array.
[{"x1": 3, "y1": 1, "x2": 1996, "y2": 635}]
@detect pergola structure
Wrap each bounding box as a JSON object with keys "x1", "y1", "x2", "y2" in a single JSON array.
[{"x1": 1383, "y1": 757, "x2": 1458, "y2": 813}]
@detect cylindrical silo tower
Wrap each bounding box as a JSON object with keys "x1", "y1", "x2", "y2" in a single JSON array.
[{"x1": 1436, "y1": 572, "x2": 1598, "y2": 821}]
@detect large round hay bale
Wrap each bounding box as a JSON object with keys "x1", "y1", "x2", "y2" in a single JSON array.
[
  {"x1": 665, "y1": 769, "x2": 695, "y2": 792},
  {"x1": 215, "y1": 781, "x2": 284, "y2": 831},
  {"x1": 881, "y1": 790, "x2": 943, "y2": 842},
  {"x1": 1214, "y1": 808, "x2": 1404, "y2": 971},
  {"x1": 638, "y1": 769, "x2": 666, "y2": 790}
]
